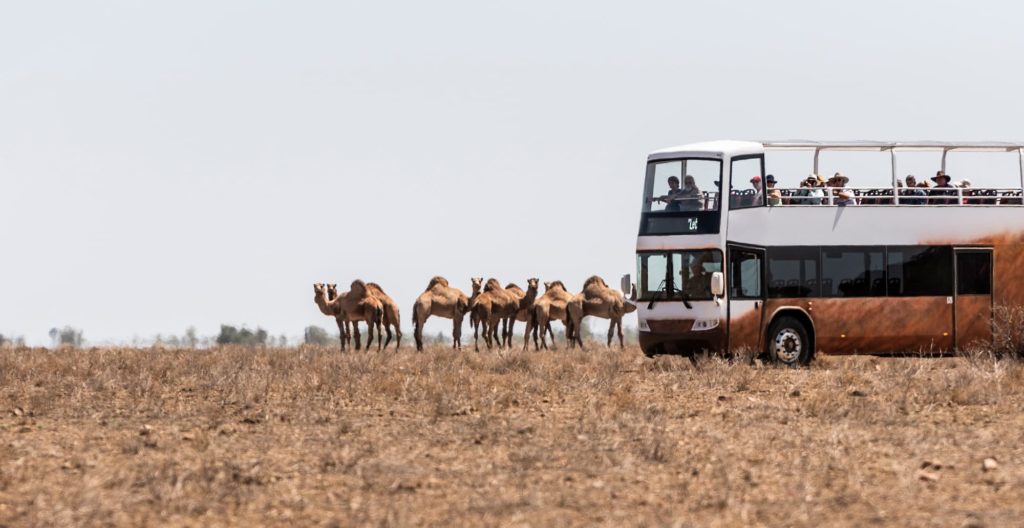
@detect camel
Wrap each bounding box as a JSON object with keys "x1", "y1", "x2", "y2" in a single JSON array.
[
  {"x1": 468, "y1": 277, "x2": 484, "y2": 350},
  {"x1": 412, "y1": 276, "x2": 471, "y2": 351},
  {"x1": 317, "y1": 281, "x2": 385, "y2": 351},
  {"x1": 470, "y1": 279, "x2": 520, "y2": 350},
  {"x1": 314, "y1": 283, "x2": 351, "y2": 350},
  {"x1": 532, "y1": 280, "x2": 575, "y2": 350},
  {"x1": 507, "y1": 278, "x2": 540, "y2": 350},
  {"x1": 365, "y1": 282, "x2": 402, "y2": 350},
  {"x1": 566, "y1": 276, "x2": 638, "y2": 349}
]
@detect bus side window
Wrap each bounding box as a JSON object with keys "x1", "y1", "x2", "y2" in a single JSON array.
[{"x1": 730, "y1": 249, "x2": 763, "y2": 298}]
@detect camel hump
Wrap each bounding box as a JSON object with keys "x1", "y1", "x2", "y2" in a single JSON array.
[
  {"x1": 427, "y1": 276, "x2": 449, "y2": 289},
  {"x1": 505, "y1": 283, "x2": 520, "y2": 291},
  {"x1": 548, "y1": 280, "x2": 566, "y2": 291},
  {"x1": 366, "y1": 282, "x2": 386, "y2": 295},
  {"x1": 582, "y1": 275, "x2": 608, "y2": 290},
  {"x1": 350, "y1": 279, "x2": 367, "y2": 295},
  {"x1": 484, "y1": 278, "x2": 503, "y2": 291}
]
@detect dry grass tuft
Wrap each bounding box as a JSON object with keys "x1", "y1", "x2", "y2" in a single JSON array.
[{"x1": 1, "y1": 345, "x2": 1023, "y2": 526}]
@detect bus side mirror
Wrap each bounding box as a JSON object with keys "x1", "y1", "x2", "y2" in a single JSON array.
[
  {"x1": 711, "y1": 271, "x2": 725, "y2": 297},
  {"x1": 620, "y1": 274, "x2": 633, "y2": 297}
]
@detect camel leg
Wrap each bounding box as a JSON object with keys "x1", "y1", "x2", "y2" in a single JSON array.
[
  {"x1": 617, "y1": 318, "x2": 625, "y2": 348},
  {"x1": 538, "y1": 315, "x2": 549, "y2": 350},
  {"x1": 523, "y1": 317, "x2": 532, "y2": 351},
  {"x1": 607, "y1": 319, "x2": 615, "y2": 348},
  {"x1": 393, "y1": 323, "x2": 402, "y2": 351},
  {"x1": 352, "y1": 322, "x2": 362, "y2": 351},
  {"x1": 381, "y1": 319, "x2": 392, "y2": 350},
  {"x1": 508, "y1": 318, "x2": 516, "y2": 349},
  {"x1": 473, "y1": 316, "x2": 480, "y2": 351},
  {"x1": 453, "y1": 315, "x2": 463, "y2": 350},
  {"x1": 547, "y1": 323, "x2": 556, "y2": 349},
  {"x1": 335, "y1": 318, "x2": 347, "y2": 351}
]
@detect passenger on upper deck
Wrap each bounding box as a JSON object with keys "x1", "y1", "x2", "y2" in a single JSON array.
[
  {"x1": 931, "y1": 171, "x2": 956, "y2": 205},
  {"x1": 743, "y1": 175, "x2": 764, "y2": 207},
  {"x1": 902, "y1": 175, "x2": 926, "y2": 205},
  {"x1": 649, "y1": 175, "x2": 702, "y2": 212},
  {"x1": 798, "y1": 174, "x2": 825, "y2": 205},
  {"x1": 828, "y1": 172, "x2": 857, "y2": 206},
  {"x1": 765, "y1": 175, "x2": 782, "y2": 206}
]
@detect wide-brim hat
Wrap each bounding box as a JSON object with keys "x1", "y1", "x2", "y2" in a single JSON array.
[
  {"x1": 831, "y1": 173, "x2": 850, "y2": 185},
  {"x1": 932, "y1": 171, "x2": 950, "y2": 183}
]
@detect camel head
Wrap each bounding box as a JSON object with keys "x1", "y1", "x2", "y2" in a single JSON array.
[
  {"x1": 314, "y1": 283, "x2": 325, "y2": 300},
  {"x1": 543, "y1": 281, "x2": 551, "y2": 290},
  {"x1": 471, "y1": 277, "x2": 483, "y2": 294},
  {"x1": 526, "y1": 277, "x2": 539, "y2": 292},
  {"x1": 326, "y1": 283, "x2": 338, "y2": 301}
]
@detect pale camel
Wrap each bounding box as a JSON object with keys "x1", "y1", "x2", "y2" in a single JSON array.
[
  {"x1": 314, "y1": 283, "x2": 351, "y2": 350},
  {"x1": 507, "y1": 278, "x2": 540, "y2": 350},
  {"x1": 318, "y1": 280, "x2": 385, "y2": 351},
  {"x1": 471, "y1": 279, "x2": 521, "y2": 350},
  {"x1": 326, "y1": 283, "x2": 357, "y2": 350},
  {"x1": 412, "y1": 276, "x2": 471, "y2": 351},
  {"x1": 468, "y1": 277, "x2": 484, "y2": 350},
  {"x1": 365, "y1": 282, "x2": 402, "y2": 350},
  {"x1": 532, "y1": 280, "x2": 575, "y2": 350},
  {"x1": 566, "y1": 276, "x2": 638, "y2": 349}
]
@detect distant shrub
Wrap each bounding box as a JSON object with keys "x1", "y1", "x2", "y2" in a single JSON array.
[
  {"x1": 48, "y1": 326, "x2": 84, "y2": 348},
  {"x1": 304, "y1": 326, "x2": 332, "y2": 346},
  {"x1": 216, "y1": 325, "x2": 268, "y2": 347}
]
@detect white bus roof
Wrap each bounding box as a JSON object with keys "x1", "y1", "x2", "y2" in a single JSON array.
[{"x1": 649, "y1": 140, "x2": 1024, "y2": 160}]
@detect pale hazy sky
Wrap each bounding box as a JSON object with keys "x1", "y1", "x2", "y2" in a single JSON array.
[{"x1": 4, "y1": 1, "x2": 1024, "y2": 345}]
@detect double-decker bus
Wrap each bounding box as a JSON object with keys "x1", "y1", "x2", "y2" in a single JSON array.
[{"x1": 626, "y1": 140, "x2": 1024, "y2": 364}]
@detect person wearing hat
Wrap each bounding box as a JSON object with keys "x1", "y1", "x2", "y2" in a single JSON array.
[
  {"x1": 798, "y1": 174, "x2": 825, "y2": 205},
  {"x1": 829, "y1": 172, "x2": 857, "y2": 206},
  {"x1": 931, "y1": 171, "x2": 955, "y2": 205},
  {"x1": 742, "y1": 174, "x2": 764, "y2": 207},
  {"x1": 765, "y1": 174, "x2": 783, "y2": 206}
]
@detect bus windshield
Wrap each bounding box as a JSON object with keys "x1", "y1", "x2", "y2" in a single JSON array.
[
  {"x1": 637, "y1": 250, "x2": 723, "y2": 301},
  {"x1": 644, "y1": 159, "x2": 722, "y2": 213}
]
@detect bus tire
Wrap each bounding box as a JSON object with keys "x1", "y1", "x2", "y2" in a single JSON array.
[{"x1": 766, "y1": 316, "x2": 811, "y2": 366}]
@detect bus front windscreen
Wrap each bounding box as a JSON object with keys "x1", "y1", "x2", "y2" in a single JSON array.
[{"x1": 637, "y1": 250, "x2": 723, "y2": 301}]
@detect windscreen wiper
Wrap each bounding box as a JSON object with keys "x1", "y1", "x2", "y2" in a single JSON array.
[{"x1": 647, "y1": 280, "x2": 667, "y2": 310}]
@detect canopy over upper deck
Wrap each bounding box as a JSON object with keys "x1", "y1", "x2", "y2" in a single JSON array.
[{"x1": 648, "y1": 140, "x2": 1024, "y2": 188}]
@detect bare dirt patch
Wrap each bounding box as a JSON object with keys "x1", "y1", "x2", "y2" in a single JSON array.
[{"x1": 1, "y1": 346, "x2": 1023, "y2": 526}]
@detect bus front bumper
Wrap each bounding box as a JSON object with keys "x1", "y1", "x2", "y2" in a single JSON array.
[{"x1": 639, "y1": 328, "x2": 725, "y2": 357}]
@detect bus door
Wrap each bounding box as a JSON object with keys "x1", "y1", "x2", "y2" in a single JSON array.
[
  {"x1": 954, "y1": 248, "x2": 994, "y2": 350},
  {"x1": 727, "y1": 245, "x2": 766, "y2": 353}
]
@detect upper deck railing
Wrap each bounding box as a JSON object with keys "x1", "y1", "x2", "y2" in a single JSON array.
[{"x1": 758, "y1": 187, "x2": 1023, "y2": 206}]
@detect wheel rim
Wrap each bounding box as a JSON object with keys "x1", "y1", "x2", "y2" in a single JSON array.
[{"x1": 772, "y1": 328, "x2": 802, "y2": 363}]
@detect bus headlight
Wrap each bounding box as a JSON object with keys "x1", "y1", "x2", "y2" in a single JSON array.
[{"x1": 691, "y1": 319, "x2": 720, "y2": 331}]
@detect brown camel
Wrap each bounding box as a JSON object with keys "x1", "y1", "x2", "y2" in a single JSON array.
[
  {"x1": 507, "y1": 278, "x2": 540, "y2": 350},
  {"x1": 566, "y1": 276, "x2": 638, "y2": 349},
  {"x1": 532, "y1": 280, "x2": 575, "y2": 350},
  {"x1": 471, "y1": 279, "x2": 520, "y2": 350},
  {"x1": 317, "y1": 281, "x2": 385, "y2": 351},
  {"x1": 468, "y1": 277, "x2": 484, "y2": 350},
  {"x1": 314, "y1": 283, "x2": 351, "y2": 350},
  {"x1": 412, "y1": 276, "x2": 471, "y2": 351},
  {"x1": 365, "y1": 282, "x2": 402, "y2": 350}
]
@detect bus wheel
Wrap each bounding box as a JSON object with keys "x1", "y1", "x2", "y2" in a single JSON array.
[{"x1": 767, "y1": 316, "x2": 810, "y2": 366}]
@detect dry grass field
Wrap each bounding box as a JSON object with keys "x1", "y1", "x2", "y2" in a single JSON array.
[{"x1": 1, "y1": 345, "x2": 1023, "y2": 527}]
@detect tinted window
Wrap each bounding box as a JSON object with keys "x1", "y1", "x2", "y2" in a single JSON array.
[
  {"x1": 637, "y1": 250, "x2": 723, "y2": 301},
  {"x1": 767, "y1": 247, "x2": 819, "y2": 298},
  {"x1": 822, "y1": 247, "x2": 885, "y2": 297},
  {"x1": 729, "y1": 248, "x2": 763, "y2": 299},
  {"x1": 957, "y1": 251, "x2": 992, "y2": 295},
  {"x1": 887, "y1": 246, "x2": 952, "y2": 296}
]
